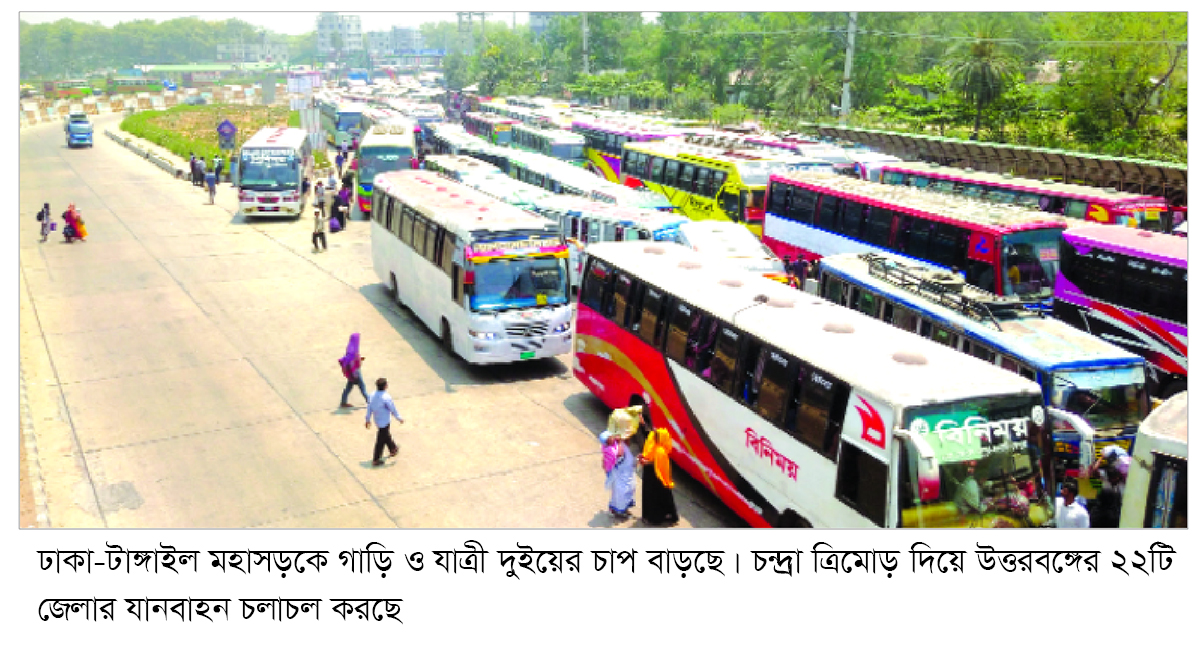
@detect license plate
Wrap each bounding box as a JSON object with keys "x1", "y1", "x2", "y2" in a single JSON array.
[
  {"x1": 520, "y1": 351, "x2": 535, "y2": 360},
  {"x1": 259, "y1": 207, "x2": 278, "y2": 212}
]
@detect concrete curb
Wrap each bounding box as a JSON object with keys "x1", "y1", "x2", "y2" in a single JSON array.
[
  {"x1": 19, "y1": 366, "x2": 52, "y2": 528},
  {"x1": 105, "y1": 128, "x2": 187, "y2": 179}
]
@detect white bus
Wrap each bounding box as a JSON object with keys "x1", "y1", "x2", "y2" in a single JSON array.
[
  {"x1": 1121, "y1": 392, "x2": 1187, "y2": 528},
  {"x1": 531, "y1": 195, "x2": 690, "y2": 293},
  {"x1": 673, "y1": 221, "x2": 789, "y2": 282},
  {"x1": 236, "y1": 128, "x2": 312, "y2": 218},
  {"x1": 575, "y1": 241, "x2": 1052, "y2": 528},
  {"x1": 424, "y1": 154, "x2": 503, "y2": 184},
  {"x1": 354, "y1": 123, "x2": 417, "y2": 219},
  {"x1": 370, "y1": 171, "x2": 574, "y2": 364}
]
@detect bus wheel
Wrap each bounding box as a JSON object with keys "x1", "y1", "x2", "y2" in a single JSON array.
[
  {"x1": 1161, "y1": 379, "x2": 1187, "y2": 400},
  {"x1": 441, "y1": 318, "x2": 455, "y2": 356},
  {"x1": 776, "y1": 509, "x2": 812, "y2": 528},
  {"x1": 390, "y1": 273, "x2": 406, "y2": 310}
]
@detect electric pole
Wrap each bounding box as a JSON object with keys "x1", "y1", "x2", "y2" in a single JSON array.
[
  {"x1": 839, "y1": 11, "x2": 857, "y2": 125},
  {"x1": 581, "y1": 12, "x2": 590, "y2": 76}
]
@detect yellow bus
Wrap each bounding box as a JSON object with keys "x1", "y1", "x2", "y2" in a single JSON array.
[{"x1": 620, "y1": 141, "x2": 794, "y2": 237}]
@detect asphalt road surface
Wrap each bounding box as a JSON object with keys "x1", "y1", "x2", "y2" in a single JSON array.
[{"x1": 18, "y1": 113, "x2": 744, "y2": 529}]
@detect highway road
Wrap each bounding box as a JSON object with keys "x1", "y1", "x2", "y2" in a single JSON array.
[{"x1": 17, "y1": 112, "x2": 744, "y2": 529}]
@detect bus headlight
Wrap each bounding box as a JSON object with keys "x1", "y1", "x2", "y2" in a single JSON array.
[
  {"x1": 552, "y1": 322, "x2": 571, "y2": 334},
  {"x1": 469, "y1": 329, "x2": 500, "y2": 340}
]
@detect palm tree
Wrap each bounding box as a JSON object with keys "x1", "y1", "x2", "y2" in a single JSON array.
[
  {"x1": 772, "y1": 45, "x2": 840, "y2": 122},
  {"x1": 944, "y1": 21, "x2": 1024, "y2": 140}
]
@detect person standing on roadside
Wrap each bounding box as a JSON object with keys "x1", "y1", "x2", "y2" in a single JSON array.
[
  {"x1": 364, "y1": 377, "x2": 403, "y2": 467},
  {"x1": 338, "y1": 333, "x2": 369, "y2": 408},
  {"x1": 205, "y1": 165, "x2": 217, "y2": 204},
  {"x1": 213, "y1": 155, "x2": 223, "y2": 184},
  {"x1": 336, "y1": 150, "x2": 345, "y2": 176},
  {"x1": 189, "y1": 153, "x2": 198, "y2": 186},
  {"x1": 312, "y1": 206, "x2": 328, "y2": 252}
]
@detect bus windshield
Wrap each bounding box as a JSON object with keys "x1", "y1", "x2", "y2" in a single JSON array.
[
  {"x1": 360, "y1": 146, "x2": 414, "y2": 180},
  {"x1": 900, "y1": 394, "x2": 1053, "y2": 528},
  {"x1": 239, "y1": 149, "x2": 300, "y2": 190},
  {"x1": 471, "y1": 257, "x2": 570, "y2": 311},
  {"x1": 1051, "y1": 367, "x2": 1148, "y2": 433},
  {"x1": 1001, "y1": 228, "x2": 1063, "y2": 298},
  {"x1": 338, "y1": 113, "x2": 362, "y2": 132}
]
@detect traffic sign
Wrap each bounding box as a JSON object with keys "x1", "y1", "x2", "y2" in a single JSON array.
[{"x1": 217, "y1": 120, "x2": 237, "y2": 137}]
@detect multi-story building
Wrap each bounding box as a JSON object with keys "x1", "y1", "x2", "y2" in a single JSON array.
[
  {"x1": 316, "y1": 12, "x2": 363, "y2": 58},
  {"x1": 366, "y1": 31, "x2": 392, "y2": 57},
  {"x1": 391, "y1": 26, "x2": 424, "y2": 53},
  {"x1": 529, "y1": 12, "x2": 578, "y2": 38}
]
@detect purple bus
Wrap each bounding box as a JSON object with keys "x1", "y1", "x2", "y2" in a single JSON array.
[
  {"x1": 571, "y1": 119, "x2": 678, "y2": 183},
  {"x1": 1054, "y1": 225, "x2": 1188, "y2": 398}
]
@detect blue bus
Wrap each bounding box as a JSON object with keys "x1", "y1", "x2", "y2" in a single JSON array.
[{"x1": 816, "y1": 250, "x2": 1150, "y2": 501}]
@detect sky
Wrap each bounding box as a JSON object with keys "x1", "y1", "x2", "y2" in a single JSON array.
[{"x1": 20, "y1": 11, "x2": 661, "y2": 36}]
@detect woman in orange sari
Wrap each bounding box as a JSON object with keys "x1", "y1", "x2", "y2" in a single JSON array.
[{"x1": 638, "y1": 428, "x2": 678, "y2": 526}]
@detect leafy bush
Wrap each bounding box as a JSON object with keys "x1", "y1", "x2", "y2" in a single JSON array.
[{"x1": 120, "y1": 104, "x2": 294, "y2": 164}]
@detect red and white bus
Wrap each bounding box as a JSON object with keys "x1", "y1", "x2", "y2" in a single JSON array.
[
  {"x1": 764, "y1": 171, "x2": 1073, "y2": 311},
  {"x1": 879, "y1": 161, "x2": 1172, "y2": 232},
  {"x1": 575, "y1": 241, "x2": 1053, "y2": 528}
]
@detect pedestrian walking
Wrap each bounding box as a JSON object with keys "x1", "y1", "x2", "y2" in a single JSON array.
[
  {"x1": 213, "y1": 155, "x2": 223, "y2": 183},
  {"x1": 364, "y1": 377, "x2": 403, "y2": 467},
  {"x1": 336, "y1": 186, "x2": 352, "y2": 224},
  {"x1": 37, "y1": 202, "x2": 53, "y2": 242},
  {"x1": 205, "y1": 167, "x2": 217, "y2": 204},
  {"x1": 338, "y1": 333, "x2": 370, "y2": 408},
  {"x1": 312, "y1": 206, "x2": 328, "y2": 252},
  {"x1": 314, "y1": 180, "x2": 327, "y2": 216},
  {"x1": 599, "y1": 405, "x2": 642, "y2": 521},
  {"x1": 197, "y1": 157, "x2": 207, "y2": 190},
  {"x1": 342, "y1": 168, "x2": 354, "y2": 192},
  {"x1": 638, "y1": 427, "x2": 679, "y2": 526},
  {"x1": 61, "y1": 204, "x2": 82, "y2": 243},
  {"x1": 795, "y1": 257, "x2": 810, "y2": 285},
  {"x1": 336, "y1": 151, "x2": 345, "y2": 176},
  {"x1": 327, "y1": 171, "x2": 338, "y2": 193},
  {"x1": 189, "y1": 153, "x2": 198, "y2": 186}
]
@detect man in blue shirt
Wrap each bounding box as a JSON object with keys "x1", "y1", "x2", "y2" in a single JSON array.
[{"x1": 364, "y1": 377, "x2": 404, "y2": 467}]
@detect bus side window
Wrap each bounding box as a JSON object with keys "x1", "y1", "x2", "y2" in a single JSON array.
[
  {"x1": 609, "y1": 271, "x2": 633, "y2": 325},
  {"x1": 431, "y1": 227, "x2": 445, "y2": 266},
  {"x1": 664, "y1": 160, "x2": 680, "y2": 188},
  {"x1": 712, "y1": 169, "x2": 727, "y2": 194},
  {"x1": 836, "y1": 441, "x2": 889, "y2": 527},
  {"x1": 707, "y1": 323, "x2": 743, "y2": 396},
  {"x1": 688, "y1": 312, "x2": 717, "y2": 374},
  {"x1": 918, "y1": 318, "x2": 932, "y2": 339},
  {"x1": 1019, "y1": 366, "x2": 1037, "y2": 381},
  {"x1": 822, "y1": 276, "x2": 844, "y2": 305},
  {"x1": 966, "y1": 260, "x2": 996, "y2": 292},
  {"x1": 737, "y1": 338, "x2": 764, "y2": 407},
  {"x1": 441, "y1": 235, "x2": 456, "y2": 277},
  {"x1": 400, "y1": 207, "x2": 414, "y2": 244},
  {"x1": 1000, "y1": 357, "x2": 1019, "y2": 373},
  {"x1": 664, "y1": 301, "x2": 695, "y2": 364},
  {"x1": 769, "y1": 182, "x2": 786, "y2": 215},
  {"x1": 696, "y1": 167, "x2": 712, "y2": 197},
  {"x1": 855, "y1": 288, "x2": 879, "y2": 318},
  {"x1": 904, "y1": 218, "x2": 933, "y2": 260},
  {"x1": 753, "y1": 348, "x2": 793, "y2": 425},
  {"x1": 589, "y1": 221, "x2": 601, "y2": 243},
  {"x1": 971, "y1": 342, "x2": 994, "y2": 362},
  {"x1": 892, "y1": 305, "x2": 919, "y2": 333},
  {"x1": 882, "y1": 302, "x2": 894, "y2": 324},
  {"x1": 625, "y1": 280, "x2": 645, "y2": 333},
  {"x1": 452, "y1": 263, "x2": 463, "y2": 302},
  {"x1": 579, "y1": 258, "x2": 611, "y2": 313},
  {"x1": 637, "y1": 287, "x2": 665, "y2": 346},
  {"x1": 679, "y1": 163, "x2": 696, "y2": 192},
  {"x1": 383, "y1": 197, "x2": 394, "y2": 232},
  {"x1": 794, "y1": 187, "x2": 818, "y2": 224},
  {"x1": 817, "y1": 195, "x2": 842, "y2": 232},
  {"x1": 841, "y1": 200, "x2": 865, "y2": 240},
  {"x1": 650, "y1": 157, "x2": 665, "y2": 184},
  {"x1": 931, "y1": 325, "x2": 956, "y2": 347}
]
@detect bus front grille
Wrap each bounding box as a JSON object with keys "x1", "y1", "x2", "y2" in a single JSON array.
[{"x1": 505, "y1": 321, "x2": 549, "y2": 338}]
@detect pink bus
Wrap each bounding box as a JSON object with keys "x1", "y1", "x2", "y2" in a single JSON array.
[{"x1": 880, "y1": 161, "x2": 1172, "y2": 232}]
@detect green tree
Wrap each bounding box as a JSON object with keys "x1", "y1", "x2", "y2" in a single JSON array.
[
  {"x1": 772, "y1": 45, "x2": 841, "y2": 122},
  {"x1": 943, "y1": 19, "x2": 1024, "y2": 140}
]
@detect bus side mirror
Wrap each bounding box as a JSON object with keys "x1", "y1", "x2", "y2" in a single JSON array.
[
  {"x1": 1047, "y1": 407, "x2": 1095, "y2": 471},
  {"x1": 895, "y1": 429, "x2": 941, "y2": 502}
]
